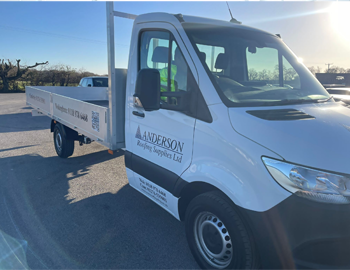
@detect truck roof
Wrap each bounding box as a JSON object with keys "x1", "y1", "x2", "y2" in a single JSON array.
[{"x1": 134, "y1": 12, "x2": 274, "y2": 37}]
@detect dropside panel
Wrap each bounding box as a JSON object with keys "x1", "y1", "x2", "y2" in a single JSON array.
[
  {"x1": 52, "y1": 94, "x2": 108, "y2": 144},
  {"x1": 26, "y1": 86, "x2": 109, "y2": 147},
  {"x1": 28, "y1": 86, "x2": 108, "y2": 101},
  {"x1": 26, "y1": 87, "x2": 51, "y2": 115}
]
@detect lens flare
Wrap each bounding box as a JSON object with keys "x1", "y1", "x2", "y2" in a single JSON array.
[{"x1": 329, "y1": 2, "x2": 350, "y2": 43}]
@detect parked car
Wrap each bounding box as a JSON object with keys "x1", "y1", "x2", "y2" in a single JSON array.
[
  {"x1": 78, "y1": 76, "x2": 108, "y2": 87},
  {"x1": 326, "y1": 87, "x2": 350, "y2": 102}
]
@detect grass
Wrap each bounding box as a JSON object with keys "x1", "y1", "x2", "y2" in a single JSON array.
[{"x1": 0, "y1": 82, "x2": 79, "y2": 92}]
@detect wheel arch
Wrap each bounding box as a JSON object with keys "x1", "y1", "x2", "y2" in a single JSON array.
[
  {"x1": 51, "y1": 120, "x2": 79, "y2": 140},
  {"x1": 50, "y1": 119, "x2": 57, "y2": 132},
  {"x1": 178, "y1": 181, "x2": 233, "y2": 221}
]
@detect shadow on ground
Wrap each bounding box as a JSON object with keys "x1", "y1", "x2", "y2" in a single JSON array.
[
  {"x1": 0, "y1": 112, "x2": 50, "y2": 133},
  {"x1": 0, "y1": 150, "x2": 196, "y2": 269},
  {"x1": 0, "y1": 145, "x2": 39, "y2": 153}
]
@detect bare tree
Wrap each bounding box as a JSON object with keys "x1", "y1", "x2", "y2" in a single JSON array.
[
  {"x1": 258, "y1": 69, "x2": 268, "y2": 81},
  {"x1": 326, "y1": 66, "x2": 347, "y2": 74},
  {"x1": 0, "y1": 59, "x2": 48, "y2": 92},
  {"x1": 284, "y1": 66, "x2": 297, "y2": 82},
  {"x1": 64, "y1": 65, "x2": 73, "y2": 86},
  {"x1": 248, "y1": 68, "x2": 258, "y2": 81},
  {"x1": 44, "y1": 65, "x2": 62, "y2": 86},
  {"x1": 308, "y1": 66, "x2": 316, "y2": 76}
]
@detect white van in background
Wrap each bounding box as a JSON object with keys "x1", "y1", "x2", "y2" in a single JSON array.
[{"x1": 78, "y1": 76, "x2": 108, "y2": 87}]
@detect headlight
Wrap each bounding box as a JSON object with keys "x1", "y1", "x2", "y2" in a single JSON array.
[{"x1": 262, "y1": 157, "x2": 350, "y2": 204}]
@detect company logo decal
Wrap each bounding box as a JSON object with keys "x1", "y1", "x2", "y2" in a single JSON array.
[
  {"x1": 135, "y1": 125, "x2": 183, "y2": 163},
  {"x1": 136, "y1": 126, "x2": 142, "y2": 139}
]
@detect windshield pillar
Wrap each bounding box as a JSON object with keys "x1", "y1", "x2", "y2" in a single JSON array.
[{"x1": 278, "y1": 52, "x2": 284, "y2": 87}]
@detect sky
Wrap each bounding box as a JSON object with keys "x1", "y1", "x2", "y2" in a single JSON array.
[{"x1": 1, "y1": 1, "x2": 349, "y2": 75}]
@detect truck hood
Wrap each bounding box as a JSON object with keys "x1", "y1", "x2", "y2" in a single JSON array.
[{"x1": 229, "y1": 102, "x2": 350, "y2": 174}]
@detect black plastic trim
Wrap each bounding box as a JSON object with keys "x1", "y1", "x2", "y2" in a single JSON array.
[
  {"x1": 195, "y1": 88, "x2": 213, "y2": 123},
  {"x1": 124, "y1": 150, "x2": 132, "y2": 169},
  {"x1": 174, "y1": 14, "x2": 184, "y2": 23},
  {"x1": 124, "y1": 151, "x2": 188, "y2": 198},
  {"x1": 50, "y1": 119, "x2": 56, "y2": 132},
  {"x1": 132, "y1": 111, "x2": 145, "y2": 117},
  {"x1": 238, "y1": 194, "x2": 350, "y2": 269},
  {"x1": 341, "y1": 102, "x2": 350, "y2": 109},
  {"x1": 246, "y1": 109, "x2": 315, "y2": 121},
  {"x1": 172, "y1": 177, "x2": 189, "y2": 198}
]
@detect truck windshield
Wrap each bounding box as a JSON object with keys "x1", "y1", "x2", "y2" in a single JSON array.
[{"x1": 183, "y1": 23, "x2": 330, "y2": 107}]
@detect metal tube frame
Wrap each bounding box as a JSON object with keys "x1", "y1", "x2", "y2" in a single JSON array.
[{"x1": 106, "y1": 2, "x2": 136, "y2": 150}]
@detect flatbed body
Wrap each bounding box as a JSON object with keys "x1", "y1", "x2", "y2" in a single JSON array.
[
  {"x1": 26, "y1": 85, "x2": 110, "y2": 147},
  {"x1": 86, "y1": 100, "x2": 109, "y2": 108}
]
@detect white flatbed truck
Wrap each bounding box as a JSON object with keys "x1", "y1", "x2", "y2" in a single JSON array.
[{"x1": 27, "y1": 3, "x2": 350, "y2": 269}]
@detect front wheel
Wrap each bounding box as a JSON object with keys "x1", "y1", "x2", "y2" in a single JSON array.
[
  {"x1": 53, "y1": 124, "x2": 74, "y2": 158},
  {"x1": 185, "y1": 191, "x2": 259, "y2": 269}
]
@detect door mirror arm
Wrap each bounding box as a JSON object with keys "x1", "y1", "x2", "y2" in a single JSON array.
[{"x1": 133, "y1": 94, "x2": 144, "y2": 108}]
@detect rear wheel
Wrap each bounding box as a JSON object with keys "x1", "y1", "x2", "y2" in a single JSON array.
[
  {"x1": 53, "y1": 124, "x2": 74, "y2": 158},
  {"x1": 185, "y1": 191, "x2": 259, "y2": 269}
]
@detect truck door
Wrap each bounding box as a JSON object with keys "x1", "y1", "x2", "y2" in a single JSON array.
[{"x1": 127, "y1": 25, "x2": 198, "y2": 208}]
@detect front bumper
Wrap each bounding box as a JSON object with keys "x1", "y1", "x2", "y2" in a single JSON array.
[{"x1": 239, "y1": 194, "x2": 350, "y2": 269}]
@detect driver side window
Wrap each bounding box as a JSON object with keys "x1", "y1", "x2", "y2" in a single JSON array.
[
  {"x1": 138, "y1": 29, "x2": 212, "y2": 123},
  {"x1": 139, "y1": 30, "x2": 193, "y2": 107}
]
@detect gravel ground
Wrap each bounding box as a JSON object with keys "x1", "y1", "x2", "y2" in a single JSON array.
[{"x1": 0, "y1": 93, "x2": 198, "y2": 269}]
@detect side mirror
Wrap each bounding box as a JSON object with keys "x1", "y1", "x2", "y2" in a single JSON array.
[
  {"x1": 87, "y1": 84, "x2": 92, "y2": 87},
  {"x1": 134, "y1": 69, "x2": 160, "y2": 111}
]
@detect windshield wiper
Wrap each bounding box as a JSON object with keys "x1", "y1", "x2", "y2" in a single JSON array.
[{"x1": 316, "y1": 96, "x2": 333, "y2": 103}]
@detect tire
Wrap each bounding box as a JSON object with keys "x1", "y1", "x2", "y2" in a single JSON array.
[
  {"x1": 53, "y1": 124, "x2": 74, "y2": 158},
  {"x1": 185, "y1": 191, "x2": 259, "y2": 269}
]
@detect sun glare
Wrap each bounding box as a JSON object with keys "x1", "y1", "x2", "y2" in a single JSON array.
[{"x1": 329, "y1": 2, "x2": 350, "y2": 43}]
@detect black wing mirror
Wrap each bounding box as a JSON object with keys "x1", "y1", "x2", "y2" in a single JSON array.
[{"x1": 134, "y1": 69, "x2": 160, "y2": 111}]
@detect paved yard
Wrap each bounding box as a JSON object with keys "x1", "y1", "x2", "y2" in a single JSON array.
[{"x1": 0, "y1": 93, "x2": 197, "y2": 269}]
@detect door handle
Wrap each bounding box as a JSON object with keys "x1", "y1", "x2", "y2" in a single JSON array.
[{"x1": 132, "y1": 111, "x2": 145, "y2": 118}]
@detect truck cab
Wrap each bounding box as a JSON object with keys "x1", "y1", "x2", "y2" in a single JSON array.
[{"x1": 125, "y1": 12, "x2": 350, "y2": 270}]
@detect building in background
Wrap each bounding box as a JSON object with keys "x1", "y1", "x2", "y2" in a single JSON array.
[{"x1": 316, "y1": 73, "x2": 350, "y2": 88}]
